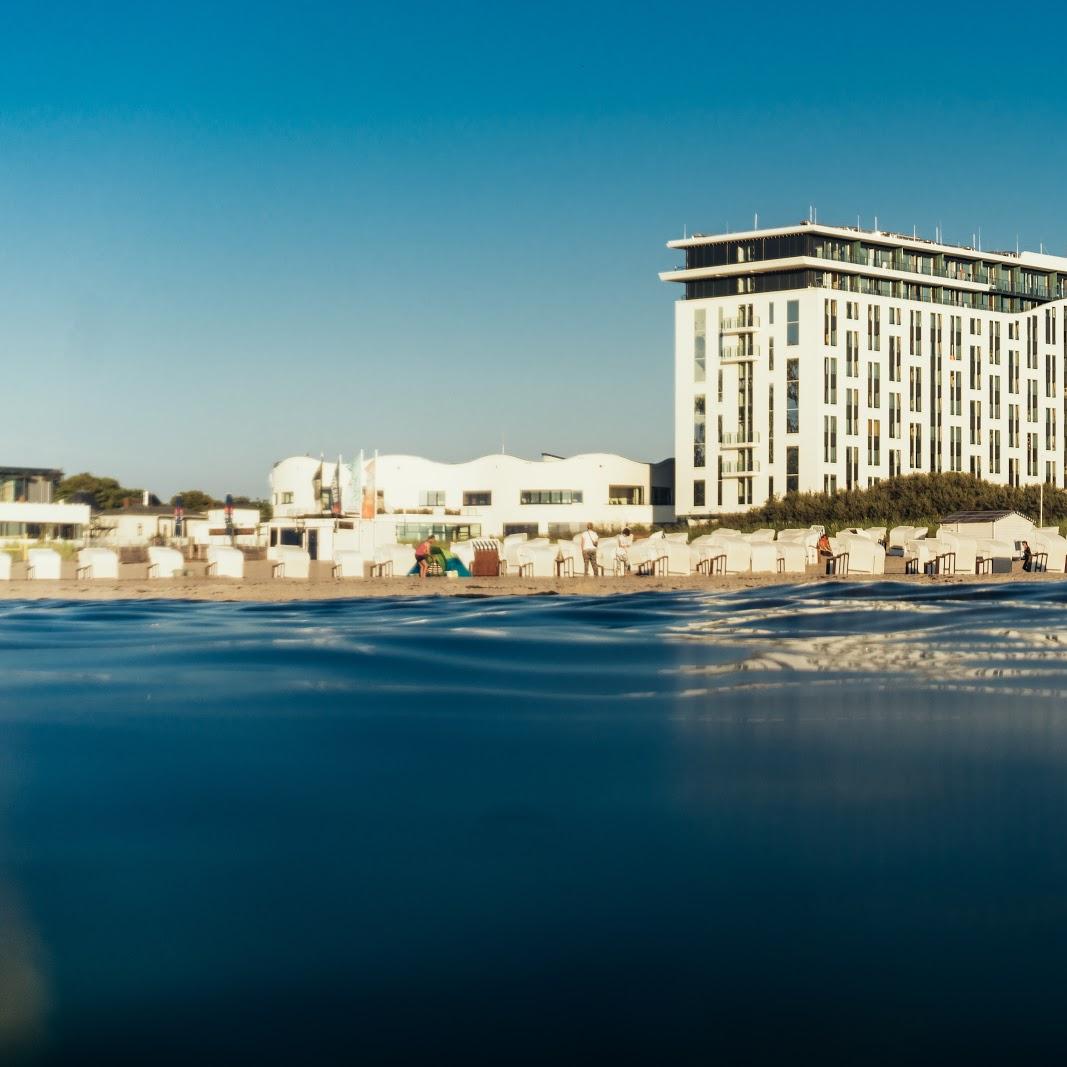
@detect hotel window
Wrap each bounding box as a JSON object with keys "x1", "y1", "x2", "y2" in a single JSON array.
[
  {"x1": 693, "y1": 480, "x2": 706, "y2": 508},
  {"x1": 1008, "y1": 351, "x2": 1019, "y2": 393},
  {"x1": 786, "y1": 359, "x2": 800, "y2": 433},
  {"x1": 1046, "y1": 409, "x2": 1057, "y2": 452},
  {"x1": 867, "y1": 305, "x2": 881, "y2": 351},
  {"x1": 909, "y1": 367, "x2": 922, "y2": 413},
  {"x1": 969, "y1": 346, "x2": 981, "y2": 390},
  {"x1": 909, "y1": 424, "x2": 923, "y2": 469},
  {"x1": 824, "y1": 415, "x2": 837, "y2": 463},
  {"x1": 888, "y1": 336, "x2": 901, "y2": 382},
  {"x1": 824, "y1": 474, "x2": 837, "y2": 494},
  {"x1": 990, "y1": 321, "x2": 1001, "y2": 364},
  {"x1": 608, "y1": 486, "x2": 644, "y2": 505},
  {"x1": 694, "y1": 309, "x2": 706, "y2": 382},
  {"x1": 888, "y1": 450, "x2": 901, "y2": 477},
  {"x1": 949, "y1": 371, "x2": 961, "y2": 416},
  {"x1": 845, "y1": 445, "x2": 859, "y2": 489},
  {"x1": 846, "y1": 301, "x2": 859, "y2": 320},
  {"x1": 989, "y1": 375, "x2": 1001, "y2": 420},
  {"x1": 1047, "y1": 350, "x2": 1057, "y2": 398},
  {"x1": 768, "y1": 386, "x2": 775, "y2": 463},
  {"x1": 824, "y1": 357, "x2": 838, "y2": 404},
  {"x1": 1008, "y1": 404, "x2": 1019, "y2": 448},
  {"x1": 1027, "y1": 380, "x2": 1038, "y2": 423},
  {"x1": 970, "y1": 455, "x2": 982, "y2": 479},
  {"x1": 969, "y1": 400, "x2": 982, "y2": 446},
  {"x1": 846, "y1": 331, "x2": 859, "y2": 376},
  {"x1": 950, "y1": 426, "x2": 962, "y2": 472},
  {"x1": 768, "y1": 336, "x2": 774, "y2": 371},
  {"x1": 867, "y1": 419, "x2": 881, "y2": 466},
  {"x1": 889, "y1": 306, "x2": 902, "y2": 326},
  {"x1": 519, "y1": 490, "x2": 583, "y2": 505},
  {"x1": 786, "y1": 300, "x2": 800, "y2": 345},
  {"x1": 768, "y1": 303, "x2": 774, "y2": 324},
  {"x1": 846, "y1": 388, "x2": 859, "y2": 435},
  {"x1": 419, "y1": 490, "x2": 446, "y2": 507},
  {"x1": 280, "y1": 492, "x2": 294, "y2": 505},
  {"x1": 694, "y1": 395, "x2": 706, "y2": 468},
  {"x1": 824, "y1": 299, "x2": 838, "y2": 345},
  {"x1": 1047, "y1": 461, "x2": 1057, "y2": 486},
  {"x1": 1008, "y1": 457, "x2": 1020, "y2": 487},
  {"x1": 888, "y1": 393, "x2": 901, "y2": 439},
  {"x1": 1027, "y1": 434, "x2": 1038, "y2": 477},
  {"x1": 909, "y1": 310, "x2": 922, "y2": 356},
  {"x1": 867, "y1": 363, "x2": 881, "y2": 408},
  {"x1": 463, "y1": 491, "x2": 492, "y2": 507},
  {"x1": 989, "y1": 429, "x2": 1001, "y2": 475},
  {"x1": 786, "y1": 446, "x2": 799, "y2": 494},
  {"x1": 737, "y1": 478, "x2": 753, "y2": 506},
  {"x1": 949, "y1": 315, "x2": 962, "y2": 359}
]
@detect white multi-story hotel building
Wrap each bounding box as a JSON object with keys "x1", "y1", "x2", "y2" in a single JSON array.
[{"x1": 662, "y1": 221, "x2": 1067, "y2": 516}]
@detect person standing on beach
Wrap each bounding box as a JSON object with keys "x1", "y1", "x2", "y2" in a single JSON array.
[
  {"x1": 580, "y1": 524, "x2": 599, "y2": 576},
  {"x1": 415, "y1": 534, "x2": 436, "y2": 578},
  {"x1": 617, "y1": 527, "x2": 634, "y2": 573}
]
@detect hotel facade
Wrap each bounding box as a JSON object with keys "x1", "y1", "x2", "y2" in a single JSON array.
[{"x1": 662, "y1": 222, "x2": 1067, "y2": 517}]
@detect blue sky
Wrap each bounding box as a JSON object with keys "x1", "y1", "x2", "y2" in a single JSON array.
[{"x1": 3, "y1": 1, "x2": 1066, "y2": 497}]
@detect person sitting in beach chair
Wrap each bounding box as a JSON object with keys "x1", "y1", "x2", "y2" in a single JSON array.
[
  {"x1": 415, "y1": 534, "x2": 436, "y2": 578},
  {"x1": 817, "y1": 532, "x2": 834, "y2": 572}
]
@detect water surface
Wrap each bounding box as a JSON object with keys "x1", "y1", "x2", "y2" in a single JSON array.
[{"x1": 2, "y1": 584, "x2": 1067, "y2": 1063}]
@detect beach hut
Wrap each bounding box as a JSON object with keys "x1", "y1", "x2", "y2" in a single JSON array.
[{"x1": 939, "y1": 511, "x2": 1035, "y2": 547}]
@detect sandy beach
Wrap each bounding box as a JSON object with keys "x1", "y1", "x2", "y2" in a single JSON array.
[{"x1": 0, "y1": 556, "x2": 1057, "y2": 601}]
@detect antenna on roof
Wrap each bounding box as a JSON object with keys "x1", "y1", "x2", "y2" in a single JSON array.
[
  {"x1": 978, "y1": 227, "x2": 982, "y2": 252},
  {"x1": 1016, "y1": 234, "x2": 1020, "y2": 254},
  {"x1": 754, "y1": 212, "x2": 758, "y2": 229},
  {"x1": 813, "y1": 206, "x2": 817, "y2": 223},
  {"x1": 808, "y1": 204, "x2": 813, "y2": 223},
  {"x1": 874, "y1": 215, "x2": 879, "y2": 232},
  {"x1": 683, "y1": 224, "x2": 687, "y2": 239},
  {"x1": 857, "y1": 214, "x2": 861, "y2": 229}
]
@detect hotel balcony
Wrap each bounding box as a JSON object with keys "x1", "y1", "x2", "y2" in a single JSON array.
[
  {"x1": 719, "y1": 315, "x2": 760, "y2": 333},
  {"x1": 720, "y1": 342, "x2": 760, "y2": 363},
  {"x1": 720, "y1": 460, "x2": 761, "y2": 476},
  {"x1": 719, "y1": 431, "x2": 761, "y2": 448}
]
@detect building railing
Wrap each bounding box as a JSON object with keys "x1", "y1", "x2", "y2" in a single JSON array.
[
  {"x1": 720, "y1": 460, "x2": 761, "y2": 475},
  {"x1": 720, "y1": 343, "x2": 760, "y2": 361},
  {"x1": 719, "y1": 431, "x2": 761, "y2": 446},
  {"x1": 719, "y1": 315, "x2": 760, "y2": 332}
]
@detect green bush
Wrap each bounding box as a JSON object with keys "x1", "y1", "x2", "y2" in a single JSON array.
[{"x1": 681, "y1": 473, "x2": 1061, "y2": 538}]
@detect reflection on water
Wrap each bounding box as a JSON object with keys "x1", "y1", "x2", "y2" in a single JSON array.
[{"x1": 3, "y1": 585, "x2": 1067, "y2": 1063}]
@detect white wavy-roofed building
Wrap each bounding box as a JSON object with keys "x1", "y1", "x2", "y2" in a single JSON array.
[{"x1": 270, "y1": 452, "x2": 675, "y2": 538}]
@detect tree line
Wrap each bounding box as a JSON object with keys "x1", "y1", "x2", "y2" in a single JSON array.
[
  {"x1": 56, "y1": 473, "x2": 272, "y2": 519},
  {"x1": 687, "y1": 472, "x2": 1064, "y2": 534}
]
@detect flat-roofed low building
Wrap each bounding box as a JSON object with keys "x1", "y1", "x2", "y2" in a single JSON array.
[
  {"x1": 0, "y1": 465, "x2": 89, "y2": 544},
  {"x1": 269, "y1": 452, "x2": 676, "y2": 540}
]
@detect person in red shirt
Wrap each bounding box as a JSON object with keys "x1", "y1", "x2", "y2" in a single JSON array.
[{"x1": 415, "y1": 534, "x2": 436, "y2": 578}]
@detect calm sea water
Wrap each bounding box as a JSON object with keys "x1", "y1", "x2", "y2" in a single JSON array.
[{"x1": 3, "y1": 584, "x2": 1067, "y2": 1063}]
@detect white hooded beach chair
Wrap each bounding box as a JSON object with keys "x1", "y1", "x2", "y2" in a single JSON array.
[
  {"x1": 27, "y1": 548, "x2": 62, "y2": 580},
  {"x1": 373, "y1": 543, "x2": 417, "y2": 577},
  {"x1": 76, "y1": 547, "x2": 120, "y2": 580},
  {"x1": 749, "y1": 542, "x2": 781, "y2": 574},
  {"x1": 937, "y1": 533, "x2": 978, "y2": 575},
  {"x1": 148, "y1": 546, "x2": 184, "y2": 578},
  {"x1": 206, "y1": 545, "x2": 244, "y2": 579},
  {"x1": 0, "y1": 553, "x2": 11, "y2": 580},
  {"x1": 268, "y1": 545, "x2": 311, "y2": 579},
  {"x1": 1030, "y1": 534, "x2": 1067, "y2": 573},
  {"x1": 777, "y1": 542, "x2": 807, "y2": 574},
  {"x1": 839, "y1": 534, "x2": 886, "y2": 575},
  {"x1": 332, "y1": 550, "x2": 368, "y2": 578}
]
